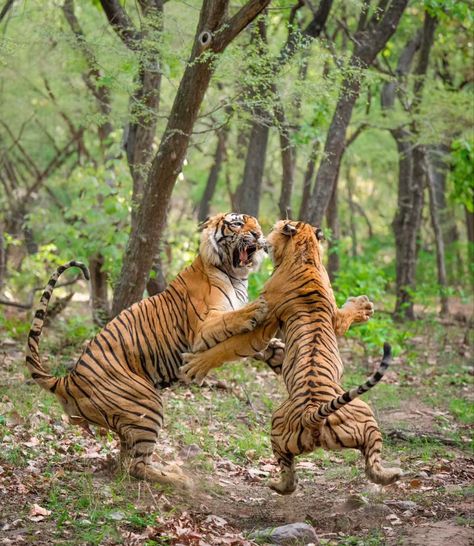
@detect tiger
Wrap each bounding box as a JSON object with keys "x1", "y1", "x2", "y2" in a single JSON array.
[
  {"x1": 26, "y1": 212, "x2": 271, "y2": 487},
  {"x1": 181, "y1": 220, "x2": 402, "y2": 494}
]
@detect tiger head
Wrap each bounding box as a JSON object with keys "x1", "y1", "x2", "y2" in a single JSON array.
[
  {"x1": 199, "y1": 213, "x2": 266, "y2": 278},
  {"x1": 267, "y1": 220, "x2": 325, "y2": 268}
]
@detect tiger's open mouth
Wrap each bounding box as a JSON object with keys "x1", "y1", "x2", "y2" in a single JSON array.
[{"x1": 233, "y1": 244, "x2": 258, "y2": 268}]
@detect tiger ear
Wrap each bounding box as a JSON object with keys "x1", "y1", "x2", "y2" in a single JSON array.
[
  {"x1": 197, "y1": 217, "x2": 211, "y2": 232},
  {"x1": 282, "y1": 223, "x2": 297, "y2": 237},
  {"x1": 314, "y1": 227, "x2": 325, "y2": 241}
]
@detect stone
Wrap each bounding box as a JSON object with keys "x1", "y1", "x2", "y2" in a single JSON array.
[
  {"x1": 249, "y1": 522, "x2": 318, "y2": 545},
  {"x1": 178, "y1": 443, "x2": 202, "y2": 460},
  {"x1": 385, "y1": 500, "x2": 419, "y2": 511}
]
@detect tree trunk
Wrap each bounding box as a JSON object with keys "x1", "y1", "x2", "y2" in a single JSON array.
[
  {"x1": 275, "y1": 98, "x2": 295, "y2": 219},
  {"x1": 427, "y1": 145, "x2": 462, "y2": 279},
  {"x1": 466, "y1": 206, "x2": 474, "y2": 274},
  {"x1": 125, "y1": 1, "x2": 164, "y2": 231},
  {"x1": 146, "y1": 253, "x2": 167, "y2": 296},
  {"x1": 64, "y1": 0, "x2": 114, "y2": 321},
  {"x1": 326, "y1": 182, "x2": 340, "y2": 281},
  {"x1": 306, "y1": 0, "x2": 409, "y2": 225},
  {"x1": 198, "y1": 127, "x2": 229, "y2": 222},
  {"x1": 305, "y1": 75, "x2": 361, "y2": 224},
  {"x1": 299, "y1": 140, "x2": 319, "y2": 219},
  {"x1": 0, "y1": 225, "x2": 5, "y2": 295},
  {"x1": 235, "y1": 0, "x2": 334, "y2": 219},
  {"x1": 393, "y1": 138, "x2": 425, "y2": 320},
  {"x1": 346, "y1": 165, "x2": 358, "y2": 258},
  {"x1": 89, "y1": 254, "x2": 110, "y2": 325},
  {"x1": 111, "y1": 0, "x2": 271, "y2": 316},
  {"x1": 466, "y1": 207, "x2": 474, "y2": 245},
  {"x1": 426, "y1": 153, "x2": 449, "y2": 316},
  {"x1": 234, "y1": 110, "x2": 270, "y2": 216},
  {"x1": 234, "y1": 17, "x2": 269, "y2": 217}
]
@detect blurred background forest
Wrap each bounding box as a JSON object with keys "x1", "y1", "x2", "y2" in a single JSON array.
[
  {"x1": 0, "y1": 0, "x2": 473, "y2": 333},
  {"x1": 1, "y1": 3, "x2": 473, "y2": 544}
]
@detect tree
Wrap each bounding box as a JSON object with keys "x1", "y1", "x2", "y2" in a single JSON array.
[
  {"x1": 111, "y1": 0, "x2": 271, "y2": 316},
  {"x1": 305, "y1": 0, "x2": 409, "y2": 225},
  {"x1": 381, "y1": 11, "x2": 437, "y2": 319},
  {"x1": 234, "y1": 0, "x2": 333, "y2": 217}
]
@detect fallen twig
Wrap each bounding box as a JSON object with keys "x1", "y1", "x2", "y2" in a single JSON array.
[{"x1": 386, "y1": 428, "x2": 463, "y2": 447}]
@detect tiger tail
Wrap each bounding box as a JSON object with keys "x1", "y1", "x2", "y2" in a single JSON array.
[{"x1": 26, "y1": 260, "x2": 90, "y2": 392}]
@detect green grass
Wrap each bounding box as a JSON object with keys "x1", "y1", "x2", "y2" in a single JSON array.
[
  {"x1": 46, "y1": 475, "x2": 164, "y2": 545},
  {"x1": 449, "y1": 398, "x2": 474, "y2": 425}
]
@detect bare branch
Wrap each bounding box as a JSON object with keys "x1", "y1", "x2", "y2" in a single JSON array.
[
  {"x1": 0, "y1": 120, "x2": 41, "y2": 177},
  {"x1": 345, "y1": 123, "x2": 368, "y2": 149},
  {"x1": 213, "y1": 0, "x2": 271, "y2": 52},
  {"x1": 0, "y1": 275, "x2": 82, "y2": 309},
  {"x1": 99, "y1": 0, "x2": 141, "y2": 50},
  {"x1": 0, "y1": 0, "x2": 15, "y2": 24}
]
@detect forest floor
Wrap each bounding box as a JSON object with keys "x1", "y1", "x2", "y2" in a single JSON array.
[{"x1": 0, "y1": 303, "x2": 473, "y2": 545}]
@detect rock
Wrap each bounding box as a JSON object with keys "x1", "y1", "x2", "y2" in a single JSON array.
[
  {"x1": 108, "y1": 511, "x2": 125, "y2": 521},
  {"x1": 385, "y1": 500, "x2": 419, "y2": 511},
  {"x1": 249, "y1": 522, "x2": 318, "y2": 545},
  {"x1": 179, "y1": 443, "x2": 202, "y2": 460}
]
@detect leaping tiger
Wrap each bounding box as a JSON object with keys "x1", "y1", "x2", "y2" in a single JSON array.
[{"x1": 182, "y1": 220, "x2": 402, "y2": 493}]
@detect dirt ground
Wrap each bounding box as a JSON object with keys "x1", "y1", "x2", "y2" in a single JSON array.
[{"x1": 0, "y1": 311, "x2": 473, "y2": 545}]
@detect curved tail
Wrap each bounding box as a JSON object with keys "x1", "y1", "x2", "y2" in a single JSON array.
[
  {"x1": 26, "y1": 261, "x2": 90, "y2": 391},
  {"x1": 303, "y1": 343, "x2": 392, "y2": 429}
]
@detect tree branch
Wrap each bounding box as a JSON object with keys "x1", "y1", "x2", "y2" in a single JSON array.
[
  {"x1": 99, "y1": 0, "x2": 141, "y2": 50},
  {"x1": 0, "y1": 0, "x2": 15, "y2": 24},
  {"x1": 213, "y1": 0, "x2": 271, "y2": 52}
]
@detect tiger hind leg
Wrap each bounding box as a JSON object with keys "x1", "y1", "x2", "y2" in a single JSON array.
[
  {"x1": 268, "y1": 413, "x2": 298, "y2": 495},
  {"x1": 319, "y1": 413, "x2": 401, "y2": 486},
  {"x1": 361, "y1": 427, "x2": 401, "y2": 486},
  {"x1": 268, "y1": 456, "x2": 297, "y2": 495},
  {"x1": 117, "y1": 398, "x2": 192, "y2": 489},
  {"x1": 119, "y1": 436, "x2": 192, "y2": 489}
]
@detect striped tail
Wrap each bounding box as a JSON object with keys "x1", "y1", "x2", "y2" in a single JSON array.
[
  {"x1": 303, "y1": 343, "x2": 392, "y2": 429},
  {"x1": 26, "y1": 261, "x2": 90, "y2": 391}
]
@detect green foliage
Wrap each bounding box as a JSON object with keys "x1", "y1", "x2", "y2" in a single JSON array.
[
  {"x1": 26, "y1": 154, "x2": 131, "y2": 285},
  {"x1": 450, "y1": 137, "x2": 474, "y2": 212},
  {"x1": 0, "y1": 314, "x2": 31, "y2": 340},
  {"x1": 248, "y1": 256, "x2": 273, "y2": 301},
  {"x1": 449, "y1": 398, "x2": 474, "y2": 425}
]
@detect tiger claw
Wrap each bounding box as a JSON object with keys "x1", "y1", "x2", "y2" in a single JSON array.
[{"x1": 180, "y1": 354, "x2": 208, "y2": 386}]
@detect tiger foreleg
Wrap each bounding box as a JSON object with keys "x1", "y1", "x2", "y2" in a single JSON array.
[
  {"x1": 181, "y1": 321, "x2": 278, "y2": 384},
  {"x1": 193, "y1": 297, "x2": 268, "y2": 352},
  {"x1": 252, "y1": 337, "x2": 285, "y2": 375},
  {"x1": 334, "y1": 295, "x2": 374, "y2": 337}
]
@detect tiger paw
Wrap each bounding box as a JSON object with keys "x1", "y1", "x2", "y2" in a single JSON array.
[
  {"x1": 180, "y1": 353, "x2": 212, "y2": 385},
  {"x1": 268, "y1": 477, "x2": 297, "y2": 495},
  {"x1": 342, "y1": 295, "x2": 374, "y2": 323},
  {"x1": 243, "y1": 296, "x2": 269, "y2": 331},
  {"x1": 253, "y1": 338, "x2": 285, "y2": 374}
]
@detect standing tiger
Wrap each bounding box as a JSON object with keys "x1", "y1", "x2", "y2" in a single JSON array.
[
  {"x1": 182, "y1": 220, "x2": 402, "y2": 493},
  {"x1": 26, "y1": 213, "x2": 269, "y2": 487}
]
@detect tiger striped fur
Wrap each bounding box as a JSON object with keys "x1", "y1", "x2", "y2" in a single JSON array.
[
  {"x1": 301, "y1": 342, "x2": 392, "y2": 428},
  {"x1": 182, "y1": 220, "x2": 401, "y2": 494},
  {"x1": 26, "y1": 213, "x2": 272, "y2": 487}
]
